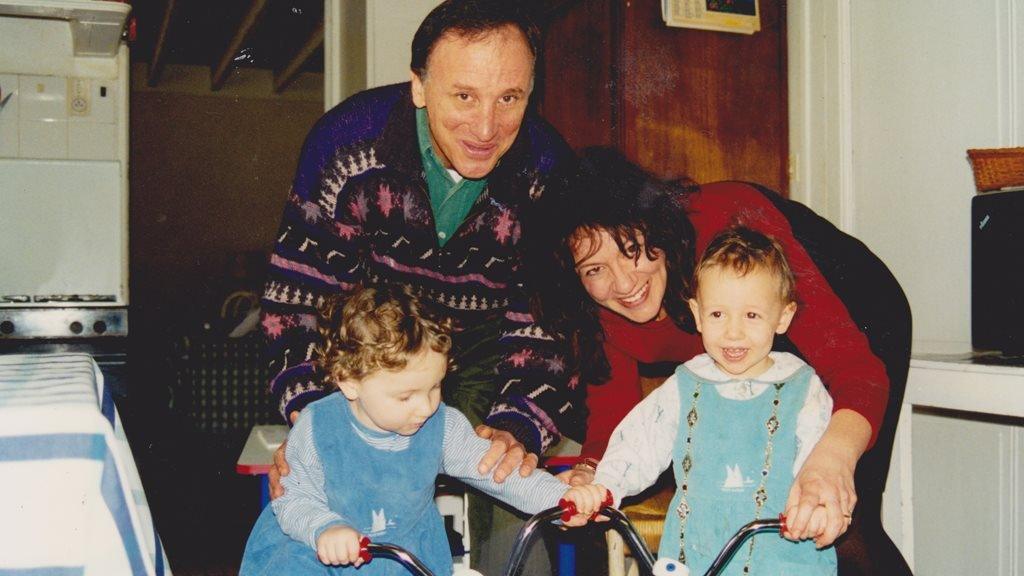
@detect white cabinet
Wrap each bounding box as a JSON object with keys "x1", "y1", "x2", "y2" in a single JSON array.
[{"x1": 884, "y1": 358, "x2": 1024, "y2": 574}]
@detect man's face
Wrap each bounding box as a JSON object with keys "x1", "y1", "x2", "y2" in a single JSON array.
[{"x1": 411, "y1": 25, "x2": 534, "y2": 180}]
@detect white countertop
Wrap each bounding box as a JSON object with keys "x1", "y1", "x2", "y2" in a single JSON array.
[{"x1": 907, "y1": 353, "x2": 1024, "y2": 419}]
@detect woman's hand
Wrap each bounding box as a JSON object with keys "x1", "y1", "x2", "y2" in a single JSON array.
[
  {"x1": 783, "y1": 409, "x2": 870, "y2": 548},
  {"x1": 555, "y1": 468, "x2": 595, "y2": 486},
  {"x1": 554, "y1": 457, "x2": 598, "y2": 486}
]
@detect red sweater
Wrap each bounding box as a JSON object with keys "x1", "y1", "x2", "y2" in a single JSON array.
[{"x1": 581, "y1": 182, "x2": 890, "y2": 458}]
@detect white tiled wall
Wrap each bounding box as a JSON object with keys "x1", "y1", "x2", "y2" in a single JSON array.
[
  {"x1": 0, "y1": 74, "x2": 18, "y2": 157},
  {"x1": 0, "y1": 73, "x2": 119, "y2": 161}
]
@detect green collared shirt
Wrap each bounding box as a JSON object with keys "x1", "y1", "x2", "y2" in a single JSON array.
[{"x1": 416, "y1": 107, "x2": 488, "y2": 247}]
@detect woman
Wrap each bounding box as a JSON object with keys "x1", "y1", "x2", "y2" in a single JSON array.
[{"x1": 528, "y1": 148, "x2": 912, "y2": 574}]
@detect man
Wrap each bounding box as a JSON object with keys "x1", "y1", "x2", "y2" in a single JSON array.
[{"x1": 260, "y1": 0, "x2": 583, "y2": 570}]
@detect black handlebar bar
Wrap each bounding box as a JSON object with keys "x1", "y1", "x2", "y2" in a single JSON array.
[{"x1": 359, "y1": 506, "x2": 786, "y2": 576}]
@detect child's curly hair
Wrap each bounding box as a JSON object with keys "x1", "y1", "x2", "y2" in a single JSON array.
[
  {"x1": 695, "y1": 226, "x2": 797, "y2": 304},
  {"x1": 315, "y1": 284, "x2": 453, "y2": 385}
]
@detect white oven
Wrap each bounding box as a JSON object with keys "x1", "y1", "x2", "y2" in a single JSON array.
[{"x1": 0, "y1": 0, "x2": 130, "y2": 341}]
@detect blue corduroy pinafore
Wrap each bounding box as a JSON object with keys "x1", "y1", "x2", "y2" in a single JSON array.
[{"x1": 240, "y1": 394, "x2": 450, "y2": 575}]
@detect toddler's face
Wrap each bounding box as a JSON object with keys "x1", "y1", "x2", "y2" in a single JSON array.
[
  {"x1": 688, "y1": 265, "x2": 797, "y2": 380},
  {"x1": 341, "y1": 349, "x2": 447, "y2": 436}
]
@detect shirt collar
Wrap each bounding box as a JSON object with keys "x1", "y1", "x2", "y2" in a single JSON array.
[{"x1": 416, "y1": 107, "x2": 459, "y2": 186}]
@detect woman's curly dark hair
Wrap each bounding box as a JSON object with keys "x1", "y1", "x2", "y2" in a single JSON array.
[{"x1": 525, "y1": 147, "x2": 698, "y2": 385}]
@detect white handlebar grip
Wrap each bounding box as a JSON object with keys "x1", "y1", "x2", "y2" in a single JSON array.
[{"x1": 652, "y1": 557, "x2": 690, "y2": 576}]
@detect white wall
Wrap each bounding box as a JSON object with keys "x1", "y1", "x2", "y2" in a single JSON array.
[
  {"x1": 790, "y1": 0, "x2": 1024, "y2": 354},
  {"x1": 324, "y1": 0, "x2": 440, "y2": 109}
]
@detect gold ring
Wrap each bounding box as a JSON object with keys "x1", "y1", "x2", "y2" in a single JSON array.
[{"x1": 843, "y1": 513, "x2": 852, "y2": 519}]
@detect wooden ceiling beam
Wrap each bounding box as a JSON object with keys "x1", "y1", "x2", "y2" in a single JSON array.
[
  {"x1": 272, "y1": 21, "x2": 323, "y2": 93},
  {"x1": 210, "y1": 0, "x2": 269, "y2": 91},
  {"x1": 147, "y1": 0, "x2": 178, "y2": 87}
]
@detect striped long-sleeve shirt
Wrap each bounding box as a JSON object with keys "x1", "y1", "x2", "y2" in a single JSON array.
[{"x1": 272, "y1": 399, "x2": 569, "y2": 548}]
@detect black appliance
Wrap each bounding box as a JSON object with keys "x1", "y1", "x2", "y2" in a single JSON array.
[{"x1": 972, "y1": 190, "x2": 1024, "y2": 353}]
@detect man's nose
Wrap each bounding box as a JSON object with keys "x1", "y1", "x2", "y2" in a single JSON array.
[{"x1": 472, "y1": 103, "x2": 497, "y2": 141}]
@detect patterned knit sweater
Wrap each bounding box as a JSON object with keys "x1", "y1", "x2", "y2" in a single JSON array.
[{"x1": 260, "y1": 83, "x2": 580, "y2": 453}]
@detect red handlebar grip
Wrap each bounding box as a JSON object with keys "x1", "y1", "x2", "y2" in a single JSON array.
[
  {"x1": 779, "y1": 513, "x2": 788, "y2": 537},
  {"x1": 558, "y1": 498, "x2": 577, "y2": 523},
  {"x1": 358, "y1": 536, "x2": 372, "y2": 563},
  {"x1": 559, "y1": 490, "x2": 615, "y2": 522}
]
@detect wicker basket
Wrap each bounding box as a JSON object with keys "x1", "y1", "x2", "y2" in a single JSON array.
[{"x1": 967, "y1": 147, "x2": 1024, "y2": 192}]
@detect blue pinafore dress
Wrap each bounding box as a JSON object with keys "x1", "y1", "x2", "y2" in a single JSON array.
[
  {"x1": 659, "y1": 364, "x2": 838, "y2": 575},
  {"x1": 240, "y1": 394, "x2": 451, "y2": 576}
]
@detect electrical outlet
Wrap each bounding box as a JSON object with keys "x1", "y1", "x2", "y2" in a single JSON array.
[{"x1": 68, "y1": 77, "x2": 90, "y2": 117}]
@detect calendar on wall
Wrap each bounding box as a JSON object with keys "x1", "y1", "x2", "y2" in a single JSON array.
[{"x1": 663, "y1": 0, "x2": 760, "y2": 35}]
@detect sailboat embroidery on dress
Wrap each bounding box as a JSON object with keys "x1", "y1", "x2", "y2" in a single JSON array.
[
  {"x1": 367, "y1": 508, "x2": 395, "y2": 536},
  {"x1": 721, "y1": 464, "x2": 754, "y2": 491}
]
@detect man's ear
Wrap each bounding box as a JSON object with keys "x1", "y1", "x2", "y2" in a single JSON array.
[
  {"x1": 688, "y1": 298, "x2": 702, "y2": 332},
  {"x1": 776, "y1": 301, "x2": 798, "y2": 335},
  {"x1": 338, "y1": 379, "x2": 360, "y2": 401},
  {"x1": 411, "y1": 71, "x2": 426, "y2": 108}
]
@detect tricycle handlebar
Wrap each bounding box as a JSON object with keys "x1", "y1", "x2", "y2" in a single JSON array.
[{"x1": 359, "y1": 502, "x2": 787, "y2": 576}]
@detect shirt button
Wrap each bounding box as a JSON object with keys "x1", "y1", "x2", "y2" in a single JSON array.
[{"x1": 438, "y1": 231, "x2": 447, "y2": 239}]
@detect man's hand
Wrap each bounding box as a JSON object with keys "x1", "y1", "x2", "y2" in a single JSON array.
[
  {"x1": 268, "y1": 410, "x2": 301, "y2": 501},
  {"x1": 316, "y1": 525, "x2": 364, "y2": 567},
  {"x1": 474, "y1": 424, "x2": 538, "y2": 483}
]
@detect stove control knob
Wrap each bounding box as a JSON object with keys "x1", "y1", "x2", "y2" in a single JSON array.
[
  {"x1": 93, "y1": 320, "x2": 107, "y2": 334},
  {"x1": 70, "y1": 321, "x2": 84, "y2": 335},
  {"x1": 0, "y1": 320, "x2": 13, "y2": 335}
]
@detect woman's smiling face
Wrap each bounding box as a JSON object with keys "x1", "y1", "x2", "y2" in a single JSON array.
[{"x1": 572, "y1": 227, "x2": 668, "y2": 324}]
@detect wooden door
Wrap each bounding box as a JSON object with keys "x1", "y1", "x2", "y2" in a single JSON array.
[{"x1": 539, "y1": 0, "x2": 789, "y2": 194}]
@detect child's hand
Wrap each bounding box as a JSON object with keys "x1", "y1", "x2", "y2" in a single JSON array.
[
  {"x1": 807, "y1": 506, "x2": 833, "y2": 549},
  {"x1": 561, "y1": 484, "x2": 610, "y2": 527},
  {"x1": 316, "y1": 525, "x2": 364, "y2": 567}
]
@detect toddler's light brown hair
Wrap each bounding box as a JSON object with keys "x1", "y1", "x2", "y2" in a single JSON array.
[
  {"x1": 316, "y1": 284, "x2": 453, "y2": 385},
  {"x1": 695, "y1": 226, "x2": 797, "y2": 304}
]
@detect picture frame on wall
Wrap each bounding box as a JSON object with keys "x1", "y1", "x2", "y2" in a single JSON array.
[{"x1": 662, "y1": 0, "x2": 760, "y2": 35}]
